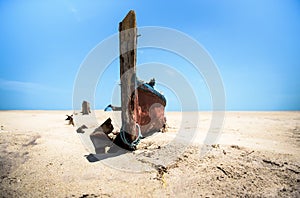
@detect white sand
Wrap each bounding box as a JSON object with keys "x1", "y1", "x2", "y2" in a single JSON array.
[{"x1": 0, "y1": 111, "x2": 299, "y2": 197}]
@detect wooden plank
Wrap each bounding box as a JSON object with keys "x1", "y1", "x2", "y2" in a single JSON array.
[
  {"x1": 119, "y1": 10, "x2": 138, "y2": 141},
  {"x1": 82, "y1": 100, "x2": 90, "y2": 115}
]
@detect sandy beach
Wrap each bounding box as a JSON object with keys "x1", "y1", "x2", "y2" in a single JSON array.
[{"x1": 0, "y1": 110, "x2": 299, "y2": 197}]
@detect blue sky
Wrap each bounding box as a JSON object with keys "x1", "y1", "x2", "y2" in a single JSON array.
[{"x1": 0, "y1": 0, "x2": 299, "y2": 110}]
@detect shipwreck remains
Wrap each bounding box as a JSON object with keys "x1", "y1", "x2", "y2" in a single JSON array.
[
  {"x1": 112, "y1": 10, "x2": 167, "y2": 150},
  {"x1": 89, "y1": 10, "x2": 167, "y2": 152},
  {"x1": 81, "y1": 100, "x2": 91, "y2": 115}
]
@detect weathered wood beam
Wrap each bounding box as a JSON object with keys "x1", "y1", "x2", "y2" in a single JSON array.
[{"x1": 119, "y1": 10, "x2": 138, "y2": 140}]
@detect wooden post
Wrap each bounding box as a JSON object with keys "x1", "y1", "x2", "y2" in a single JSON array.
[
  {"x1": 119, "y1": 10, "x2": 138, "y2": 139},
  {"x1": 82, "y1": 100, "x2": 91, "y2": 115}
]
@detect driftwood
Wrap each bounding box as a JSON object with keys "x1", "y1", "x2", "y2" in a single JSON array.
[{"x1": 65, "y1": 114, "x2": 74, "y2": 126}]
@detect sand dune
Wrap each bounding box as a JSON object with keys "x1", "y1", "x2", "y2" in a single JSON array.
[{"x1": 0, "y1": 111, "x2": 299, "y2": 197}]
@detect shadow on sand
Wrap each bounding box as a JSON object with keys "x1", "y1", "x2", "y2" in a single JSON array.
[{"x1": 84, "y1": 150, "x2": 127, "y2": 163}]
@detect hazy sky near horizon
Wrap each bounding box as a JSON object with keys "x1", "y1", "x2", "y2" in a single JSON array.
[{"x1": 0, "y1": 1, "x2": 299, "y2": 111}]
